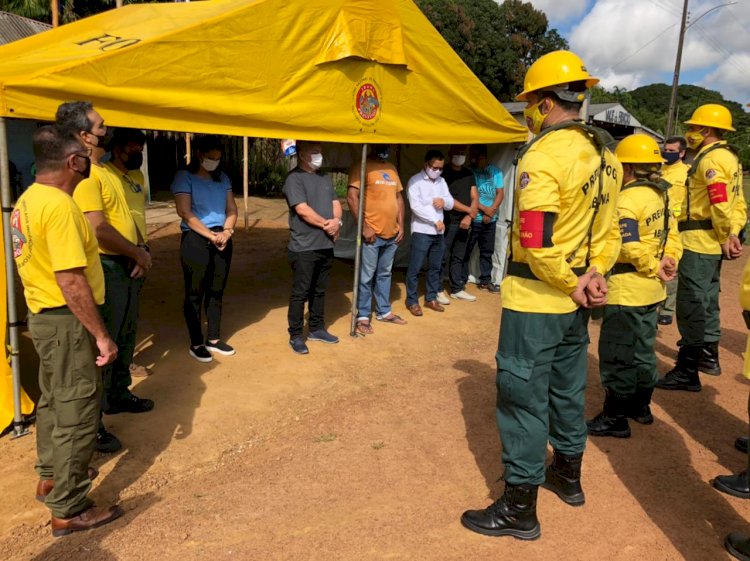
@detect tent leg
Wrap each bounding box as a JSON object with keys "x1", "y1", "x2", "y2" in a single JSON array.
[
  {"x1": 349, "y1": 144, "x2": 368, "y2": 337},
  {"x1": 243, "y1": 136, "x2": 249, "y2": 230},
  {"x1": 0, "y1": 118, "x2": 29, "y2": 439}
]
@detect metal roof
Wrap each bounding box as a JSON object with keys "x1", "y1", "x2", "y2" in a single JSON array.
[{"x1": 0, "y1": 11, "x2": 50, "y2": 46}]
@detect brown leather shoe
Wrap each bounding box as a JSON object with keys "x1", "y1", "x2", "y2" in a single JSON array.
[
  {"x1": 424, "y1": 300, "x2": 445, "y2": 312},
  {"x1": 51, "y1": 504, "x2": 124, "y2": 537},
  {"x1": 407, "y1": 303, "x2": 423, "y2": 317},
  {"x1": 36, "y1": 467, "x2": 99, "y2": 502}
]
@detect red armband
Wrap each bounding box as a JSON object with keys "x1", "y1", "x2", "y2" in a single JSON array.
[
  {"x1": 519, "y1": 210, "x2": 554, "y2": 249},
  {"x1": 707, "y1": 182, "x2": 728, "y2": 205}
]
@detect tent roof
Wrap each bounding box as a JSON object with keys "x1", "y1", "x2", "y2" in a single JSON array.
[{"x1": 0, "y1": 0, "x2": 526, "y2": 144}]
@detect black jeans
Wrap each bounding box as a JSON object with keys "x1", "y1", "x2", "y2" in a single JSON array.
[
  {"x1": 288, "y1": 248, "x2": 333, "y2": 337},
  {"x1": 441, "y1": 220, "x2": 470, "y2": 294},
  {"x1": 180, "y1": 230, "x2": 233, "y2": 346},
  {"x1": 463, "y1": 220, "x2": 497, "y2": 285}
]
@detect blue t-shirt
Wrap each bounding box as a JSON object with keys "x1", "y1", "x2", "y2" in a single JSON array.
[
  {"x1": 171, "y1": 170, "x2": 232, "y2": 232},
  {"x1": 472, "y1": 164, "x2": 503, "y2": 222}
]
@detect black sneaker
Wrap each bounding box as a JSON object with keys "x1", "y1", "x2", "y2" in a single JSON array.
[
  {"x1": 307, "y1": 329, "x2": 339, "y2": 344},
  {"x1": 96, "y1": 427, "x2": 122, "y2": 453},
  {"x1": 205, "y1": 340, "x2": 236, "y2": 356},
  {"x1": 104, "y1": 393, "x2": 154, "y2": 415},
  {"x1": 189, "y1": 345, "x2": 213, "y2": 363},
  {"x1": 289, "y1": 337, "x2": 309, "y2": 355},
  {"x1": 479, "y1": 282, "x2": 501, "y2": 294},
  {"x1": 657, "y1": 315, "x2": 673, "y2": 325}
]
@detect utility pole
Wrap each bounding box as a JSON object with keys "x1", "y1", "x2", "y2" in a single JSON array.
[{"x1": 665, "y1": 0, "x2": 689, "y2": 139}]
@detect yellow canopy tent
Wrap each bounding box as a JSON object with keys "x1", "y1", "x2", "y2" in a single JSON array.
[{"x1": 0, "y1": 0, "x2": 527, "y2": 435}]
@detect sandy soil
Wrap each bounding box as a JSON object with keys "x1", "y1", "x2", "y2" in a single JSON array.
[{"x1": 1, "y1": 196, "x2": 749, "y2": 561}]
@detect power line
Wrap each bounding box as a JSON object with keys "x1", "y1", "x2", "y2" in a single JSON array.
[{"x1": 611, "y1": 22, "x2": 678, "y2": 69}]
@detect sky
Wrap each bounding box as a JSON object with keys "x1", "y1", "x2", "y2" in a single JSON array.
[{"x1": 524, "y1": 0, "x2": 750, "y2": 107}]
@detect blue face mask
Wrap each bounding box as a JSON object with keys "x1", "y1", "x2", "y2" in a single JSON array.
[{"x1": 661, "y1": 151, "x2": 680, "y2": 165}]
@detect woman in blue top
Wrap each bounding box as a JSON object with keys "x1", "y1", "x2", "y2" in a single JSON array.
[{"x1": 171, "y1": 136, "x2": 238, "y2": 362}]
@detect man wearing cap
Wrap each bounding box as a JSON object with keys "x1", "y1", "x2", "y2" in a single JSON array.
[
  {"x1": 657, "y1": 136, "x2": 690, "y2": 326},
  {"x1": 460, "y1": 50, "x2": 622, "y2": 540},
  {"x1": 587, "y1": 134, "x2": 682, "y2": 439},
  {"x1": 657, "y1": 104, "x2": 746, "y2": 391}
]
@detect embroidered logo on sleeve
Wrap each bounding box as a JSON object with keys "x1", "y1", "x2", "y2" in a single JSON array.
[
  {"x1": 705, "y1": 169, "x2": 717, "y2": 180},
  {"x1": 707, "y1": 182, "x2": 728, "y2": 205},
  {"x1": 519, "y1": 172, "x2": 531, "y2": 190}
]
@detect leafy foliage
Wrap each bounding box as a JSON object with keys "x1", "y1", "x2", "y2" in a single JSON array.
[{"x1": 415, "y1": 0, "x2": 568, "y2": 100}]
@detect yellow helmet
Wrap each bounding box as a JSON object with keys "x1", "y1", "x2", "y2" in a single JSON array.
[
  {"x1": 684, "y1": 103, "x2": 735, "y2": 132},
  {"x1": 516, "y1": 50, "x2": 599, "y2": 101},
  {"x1": 615, "y1": 134, "x2": 665, "y2": 164}
]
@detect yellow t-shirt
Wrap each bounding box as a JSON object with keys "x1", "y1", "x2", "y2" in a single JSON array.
[
  {"x1": 502, "y1": 127, "x2": 622, "y2": 314},
  {"x1": 106, "y1": 162, "x2": 148, "y2": 242},
  {"x1": 681, "y1": 141, "x2": 745, "y2": 255},
  {"x1": 73, "y1": 163, "x2": 139, "y2": 254},
  {"x1": 12, "y1": 183, "x2": 105, "y2": 314},
  {"x1": 608, "y1": 181, "x2": 683, "y2": 306},
  {"x1": 661, "y1": 160, "x2": 689, "y2": 220},
  {"x1": 348, "y1": 160, "x2": 403, "y2": 239}
]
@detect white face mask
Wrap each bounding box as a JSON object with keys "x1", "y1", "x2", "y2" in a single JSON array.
[
  {"x1": 426, "y1": 167, "x2": 442, "y2": 180},
  {"x1": 202, "y1": 157, "x2": 220, "y2": 172},
  {"x1": 308, "y1": 153, "x2": 324, "y2": 170},
  {"x1": 452, "y1": 155, "x2": 466, "y2": 167}
]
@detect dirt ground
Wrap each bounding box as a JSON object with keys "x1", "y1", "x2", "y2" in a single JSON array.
[{"x1": 2, "y1": 196, "x2": 750, "y2": 561}]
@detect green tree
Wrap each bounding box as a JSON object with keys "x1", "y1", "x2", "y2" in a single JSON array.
[{"x1": 415, "y1": 0, "x2": 567, "y2": 100}]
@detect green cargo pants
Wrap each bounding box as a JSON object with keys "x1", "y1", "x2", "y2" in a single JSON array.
[
  {"x1": 496, "y1": 307, "x2": 591, "y2": 486},
  {"x1": 599, "y1": 304, "x2": 658, "y2": 394},
  {"x1": 676, "y1": 249, "x2": 721, "y2": 346},
  {"x1": 658, "y1": 278, "x2": 678, "y2": 318},
  {"x1": 29, "y1": 309, "x2": 101, "y2": 519}
]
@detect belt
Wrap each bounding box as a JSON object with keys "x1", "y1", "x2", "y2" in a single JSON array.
[
  {"x1": 678, "y1": 219, "x2": 713, "y2": 232},
  {"x1": 37, "y1": 305, "x2": 71, "y2": 315},
  {"x1": 506, "y1": 261, "x2": 587, "y2": 281},
  {"x1": 610, "y1": 263, "x2": 637, "y2": 275}
]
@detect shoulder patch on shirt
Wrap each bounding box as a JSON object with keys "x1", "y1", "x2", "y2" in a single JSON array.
[
  {"x1": 519, "y1": 172, "x2": 530, "y2": 190},
  {"x1": 619, "y1": 218, "x2": 640, "y2": 243},
  {"x1": 705, "y1": 169, "x2": 717, "y2": 180}
]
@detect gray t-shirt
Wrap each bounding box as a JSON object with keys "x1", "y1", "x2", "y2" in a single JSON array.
[{"x1": 283, "y1": 167, "x2": 336, "y2": 252}]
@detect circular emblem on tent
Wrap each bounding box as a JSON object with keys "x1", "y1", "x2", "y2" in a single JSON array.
[{"x1": 353, "y1": 78, "x2": 381, "y2": 126}]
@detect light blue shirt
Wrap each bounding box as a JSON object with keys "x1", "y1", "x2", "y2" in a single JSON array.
[
  {"x1": 171, "y1": 170, "x2": 232, "y2": 232},
  {"x1": 472, "y1": 164, "x2": 503, "y2": 222},
  {"x1": 407, "y1": 170, "x2": 454, "y2": 235}
]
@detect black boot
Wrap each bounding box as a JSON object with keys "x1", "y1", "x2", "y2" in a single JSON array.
[
  {"x1": 725, "y1": 533, "x2": 750, "y2": 561},
  {"x1": 627, "y1": 387, "x2": 654, "y2": 425},
  {"x1": 713, "y1": 470, "x2": 750, "y2": 499},
  {"x1": 587, "y1": 390, "x2": 632, "y2": 438},
  {"x1": 461, "y1": 483, "x2": 541, "y2": 540},
  {"x1": 736, "y1": 437, "x2": 748, "y2": 454},
  {"x1": 699, "y1": 341, "x2": 722, "y2": 376},
  {"x1": 655, "y1": 346, "x2": 702, "y2": 392},
  {"x1": 542, "y1": 451, "x2": 585, "y2": 506}
]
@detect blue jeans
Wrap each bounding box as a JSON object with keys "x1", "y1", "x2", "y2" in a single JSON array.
[
  {"x1": 406, "y1": 232, "x2": 445, "y2": 306},
  {"x1": 358, "y1": 236, "x2": 398, "y2": 320},
  {"x1": 464, "y1": 220, "x2": 497, "y2": 285}
]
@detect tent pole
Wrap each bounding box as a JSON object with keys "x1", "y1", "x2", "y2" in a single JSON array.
[
  {"x1": 0, "y1": 118, "x2": 28, "y2": 438},
  {"x1": 243, "y1": 136, "x2": 249, "y2": 230},
  {"x1": 349, "y1": 143, "x2": 367, "y2": 337}
]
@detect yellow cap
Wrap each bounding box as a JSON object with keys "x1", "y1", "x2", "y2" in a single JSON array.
[
  {"x1": 516, "y1": 50, "x2": 599, "y2": 101},
  {"x1": 684, "y1": 103, "x2": 735, "y2": 132},
  {"x1": 615, "y1": 134, "x2": 665, "y2": 164}
]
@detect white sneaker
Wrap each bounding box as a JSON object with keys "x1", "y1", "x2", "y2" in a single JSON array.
[
  {"x1": 436, "y1": 291, "x2": 451, "y2": 305},
  {"x1": 450, "y1": 290, "x2": 476, "y2": 302}
]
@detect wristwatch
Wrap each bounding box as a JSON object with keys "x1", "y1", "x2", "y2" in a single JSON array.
[{"x1": 338, "y1": 219, "x2": 344, "y2": 227}]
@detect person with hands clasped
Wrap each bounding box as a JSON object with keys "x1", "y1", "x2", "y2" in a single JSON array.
[
  {"x1": 405, "y1": 149, "x2": 454, "y2": 316},
  {"x1": 587, "y1": 134, "x2": 682, "y2": 439},
  {"x1": 172, "y1": 136, "x2": 238, "y2": 363}
]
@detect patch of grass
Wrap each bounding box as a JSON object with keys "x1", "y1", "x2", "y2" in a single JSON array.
[
  {"x1": 314, "y1": 433, "x2": 337, "y2": 443},
  {"x1": 371, "y1": 441, "x2": 385, "y2": 450}
]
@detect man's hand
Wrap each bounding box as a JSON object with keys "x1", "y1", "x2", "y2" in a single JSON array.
[
  {"x1": 460, "y1": 215, "x2": 472, "y2": 230},
  {"x1": 362, "y1": 222, "x2": 376, "y2": 244},
  {"x1": 134, "y1": 246, "x2": 152, "y2": 270},
  {"x1": 395, "y1": 227, "x2": 404, "y2": 245},
  {"x1": 482, "y1": 215, "x2": 491, "y2": 224},
  {"x1": 435, "y1": 220, "x2": 445, "y2": 234},
  {"x1": 570, "y1": 268, "x2": 596, "y2": 308},
  {"x1": 95, "y1": 336, "x2": 118, "y2": 367},
  {"x1": 585, "y1": 271, "x2": 608, "y2": 308},
  {"x1": 432, "y1": 198, "x2": 445, "y2": 210},
  {"x1": 658, "y1": 256, "x2": 677, "y2": 282},
  {"x1": 212, "y1": 231, "x2": 229, "y2": 251},
  {"x1": 130, "y1": 264, "x2": 147, "y2": 279},
  {"x1": 722, "y1": 235, "x2": 743, "y2": 260},
  {"x1": 323, "y1": 218, "x2": 340, "y2": 237},
  {"x1": 469, "y1": 208, "x2": 478, "y2": 219}
]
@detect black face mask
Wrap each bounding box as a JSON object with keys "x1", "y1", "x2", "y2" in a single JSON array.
[
  {"x1": 124, "y1": 152, "x2": 143, "y2": 170},
  {"x1": 91, "y1": 128, "x2": 114, "y2": 150}
]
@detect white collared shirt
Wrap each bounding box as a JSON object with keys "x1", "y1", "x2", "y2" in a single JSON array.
[{"x1": 407, "y1": 170, "x2": 455, "y2": 235}]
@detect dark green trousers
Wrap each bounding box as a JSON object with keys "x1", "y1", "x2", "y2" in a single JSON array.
[
  {"x1": 101, "y1": 256, "x2": 145, "y2": 405},
  {"x1": 599, "y1": 304, "x2": 658, "y2": 394},
  {"x1": 30, "y1": 310, "x2": 101, "y2": 519},
  {"x1": 496, "y1": 307, "x2": 591, "y2": 485},
  {"x1": 676, "y1": 249, "x2": 721, "y2": 346}
]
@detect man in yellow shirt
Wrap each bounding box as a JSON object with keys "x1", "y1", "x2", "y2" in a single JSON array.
[
  {"x1": 657, "y1": 136, "x2": 689, "y2": 326},
  {"x1": 587, "y1": 134, "x2": 682, "y2": 439},
  {"x1": 12, "y1": 125, "x2": 122, "y2": 536},
  {"x1": 657, "y1": 103, "x2": 746, "y2": 391},
  {"x1": 56, "y1": 102, "x2": 154, "y2": 454},
  {"x1": 461, "y1": 50, "x2": 622, "y2": 540}
]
